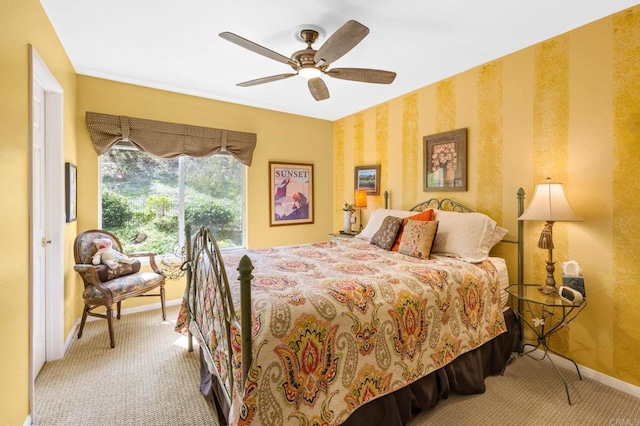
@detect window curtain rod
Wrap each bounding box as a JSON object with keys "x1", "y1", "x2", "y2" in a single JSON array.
[{"x1": 85, "y1": 111, "x2": 257, "y2": 166}]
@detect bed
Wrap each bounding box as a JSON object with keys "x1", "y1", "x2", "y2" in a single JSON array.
[{"x1": 176, "y1": 195, "x2": 524, "y2": 426}]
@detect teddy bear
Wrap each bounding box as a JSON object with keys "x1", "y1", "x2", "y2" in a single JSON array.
[{"x1": 92, "y1": 238, "x2": 136, "y2": 269}]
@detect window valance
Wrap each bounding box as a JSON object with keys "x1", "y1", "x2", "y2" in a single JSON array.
[{"x1": 86, "y1": 111, "x2": 257, "y2": 166}]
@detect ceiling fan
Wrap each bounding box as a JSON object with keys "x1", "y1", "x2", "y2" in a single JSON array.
[{"x1": 219, "y1": 20, "x2": 397, "y2": 101}]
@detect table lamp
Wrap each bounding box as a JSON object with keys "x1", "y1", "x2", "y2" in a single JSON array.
[
  {"x1": 354, "y1": 189, "x2": 368, "y2": 231},
  {"x1": 518, "y1": 178, "x2": 582, "y2": 294}
]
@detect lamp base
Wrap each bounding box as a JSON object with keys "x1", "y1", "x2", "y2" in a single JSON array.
[{"x1": 539, "y1": 284, "x2": 558, "y2": 295}]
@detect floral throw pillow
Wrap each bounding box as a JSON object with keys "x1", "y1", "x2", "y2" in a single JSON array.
[
  {"x1": 370, "y1": 216, "x2": 403, "y2": 250},
  {"x1": 399, "y1": 219, "x2": 439, "y2": 259}
]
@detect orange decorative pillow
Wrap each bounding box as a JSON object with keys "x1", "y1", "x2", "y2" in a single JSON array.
[{"x1": 391, "y1": 209, "x2": 435, "y2": 251}]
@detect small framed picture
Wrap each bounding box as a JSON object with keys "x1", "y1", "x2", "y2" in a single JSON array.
[
  {"x1": 354, "y1": 165, "x2": 381, "y2": 195},
  {"x1": 269, "y1": 161, "x2": 314, "y2": 226},
  {"x1": 65, "y1": 162, "x2": 77, "y2": 222},
  {"x1": 423, "y1": 128, "x2": 467, "y2": 192}
]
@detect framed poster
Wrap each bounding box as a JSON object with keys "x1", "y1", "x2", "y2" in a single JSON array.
[
  {"x1": 423, "y1": 128, "x2": 467, "y2": 192},
  {"x1": 269, "y1": 161, "x2": 314, "y2": 226},
  {"x1": 354, "y1": 165, "x2": 381, "y2": 195},
  {"x1": 65, "y1": 162, "x2": 77, "y2": 222}
]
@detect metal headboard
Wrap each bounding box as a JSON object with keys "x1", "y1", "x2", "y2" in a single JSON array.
[
  {"x1": 381, "y1": 191, "x2": 473, "y2": 213},
  {"x1": 409, "y1": 197, "x2": 474, "y2": 213}
]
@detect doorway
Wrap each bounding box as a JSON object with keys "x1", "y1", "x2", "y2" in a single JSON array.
[{"x1": 29, "y1": 45, "x2": 65, "y2": 416}]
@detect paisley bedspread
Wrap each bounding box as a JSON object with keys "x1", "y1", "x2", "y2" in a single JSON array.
[{"x1": 177, "y1": 237, "x2": 507, "y2": 426}]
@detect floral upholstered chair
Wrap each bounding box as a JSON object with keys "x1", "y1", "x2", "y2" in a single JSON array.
[{"x1": 73, "y1": 229, "x2": 166, "y2": 348}]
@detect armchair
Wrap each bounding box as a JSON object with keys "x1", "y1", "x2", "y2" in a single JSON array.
[{"x1": 73, "y1": 229, "x2": 166, "y2": 348}]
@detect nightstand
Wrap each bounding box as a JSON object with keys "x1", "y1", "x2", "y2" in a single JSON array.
[
  {"x1": 329, "y1": 231, "x2": 359, "y2": 238},
  {"x1": 506, "y1": 283, "x2": 587, "y2": 405}
]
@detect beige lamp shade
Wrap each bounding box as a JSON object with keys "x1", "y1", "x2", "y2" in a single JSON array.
[
  {"x1": 518, "y1": 179, "x2": 582, "y2": 222},
  {"x1": 354, "y1": 190, "x2": 368, "y2": 208}
]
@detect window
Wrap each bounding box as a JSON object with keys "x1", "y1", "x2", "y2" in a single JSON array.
[{"x1": 101, "y1": 144, "x2": 244, "y2": 255}]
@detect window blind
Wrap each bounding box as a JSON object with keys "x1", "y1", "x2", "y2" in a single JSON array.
[{"x1": 86, "y1": 111, "x2": 257, "y2": 166}]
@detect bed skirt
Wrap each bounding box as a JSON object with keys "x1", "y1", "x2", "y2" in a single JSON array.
[{"x1": 199, "y1": 307, "x2": 521, "y2": 426}]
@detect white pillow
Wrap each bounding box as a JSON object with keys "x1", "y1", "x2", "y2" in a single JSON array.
[
  {"x1": 490, "y1": 226, "x2": 509, "y2": 250},
  {"x1": 432, "y1": 210, "x2": 498, "y2": 263},
  {"x1": 356, "y1": 208, "x2": 416, "y2": 240}
]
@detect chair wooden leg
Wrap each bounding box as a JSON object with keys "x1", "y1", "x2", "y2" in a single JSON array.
[
  {"x1": 116, "y1": 301, "x2": 121, "y2": 320},
  {"x1": 107, "y1": 307, "x2": 115, "y2": 348},
  {"x1": 161, "y1": 285, "x2": 166, "y2": 320},
  {"x1": 78, "y1": 305, "x2": 89, "y2": 339}
]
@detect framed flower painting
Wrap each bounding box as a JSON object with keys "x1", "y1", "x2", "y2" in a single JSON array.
[{"x1": 423, "y1": 128, "x2": 467, "y2": 192}]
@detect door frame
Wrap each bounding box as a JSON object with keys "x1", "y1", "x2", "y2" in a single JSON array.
[{"x1": 29, "y1": 44, "x2": 65, "y2": 398}]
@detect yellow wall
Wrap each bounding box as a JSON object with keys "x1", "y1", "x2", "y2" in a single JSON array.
[
  {"x1": 334, "y1": 5, "x2": 640, "y2": 387},
  {"x1": 0, "y1": 0, "x2": 78, "y2": 423},
  {"x1": 74, "y1": 75, "x2": 333, "y2": 313}
]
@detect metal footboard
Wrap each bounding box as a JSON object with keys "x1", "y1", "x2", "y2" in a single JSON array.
[{"x1": 184, "y1": 225, "x2": 254, "y2": 407}]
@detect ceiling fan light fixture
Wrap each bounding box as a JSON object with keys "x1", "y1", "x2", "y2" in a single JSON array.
[
  {"x1": 220, "y1": 20, "x2": 395, "y2": 101},
  {"x1": 298, "y1": 66, "x2": 322, "y2": 79}
]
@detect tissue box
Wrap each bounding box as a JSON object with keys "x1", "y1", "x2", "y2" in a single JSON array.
[{"x1": 562, "y1": 275, "x2": 585, "y2": 297}]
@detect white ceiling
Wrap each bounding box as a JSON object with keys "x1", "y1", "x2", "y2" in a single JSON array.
[{"x1": 40, "y1": 0, "x2": 638, "y2": 121}]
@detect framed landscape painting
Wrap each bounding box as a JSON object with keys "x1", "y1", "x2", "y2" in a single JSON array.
[
  {"x1": 269, "y1": 161, "x2": 314, "y2": 226},
  {"x1": 354, "y1": 165, "x2": 381, "y2": 195}
]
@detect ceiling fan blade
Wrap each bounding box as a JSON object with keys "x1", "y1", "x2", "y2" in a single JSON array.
[
  {"x1": 220, "y1": 32, "x2": 298, "y2": 67},
  {"x1": 326, "y1": 68, "x2": 396, "y2": 84},
  {"x1": 237, "y1": 73, "x2": 297, "y2": 87},
  {"x1": 308, "y1": 78, "x2": 329, "y2": 101},
  {"x1": 314, "y1": 20, "x2": 369, "y2": 66}
]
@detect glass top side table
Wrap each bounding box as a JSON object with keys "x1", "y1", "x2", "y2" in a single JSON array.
[{"x1": 506, "y1": 283, "x2": 587, "y2": 405}]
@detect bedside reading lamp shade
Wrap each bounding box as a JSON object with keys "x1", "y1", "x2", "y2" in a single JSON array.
[
  {"x1": 518, "y1": 178, "x2": 582, "y2": 294},
  {"x1": 354, "y1": 190, "x2": 368, "y2": 231}
]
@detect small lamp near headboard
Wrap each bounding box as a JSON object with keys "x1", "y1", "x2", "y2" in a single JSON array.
[
  {"x1": 518, "y1": 178, "x2": 582, "y2": 294},
  {"x1": 354, "y1": 190, "x2": 368, "y2": 231}
]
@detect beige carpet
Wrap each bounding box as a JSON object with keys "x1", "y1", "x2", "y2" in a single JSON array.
[
  {"x1": 35, "y1": 306, "x2": 640, "y2": 425},
  {"x1": 34, "y1": 306, "x2": 217, "y2": 426}
]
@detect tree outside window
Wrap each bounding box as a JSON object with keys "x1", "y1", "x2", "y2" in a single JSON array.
[{"x1": 101, "y1": 146, "x2": 244, "y2": 255}]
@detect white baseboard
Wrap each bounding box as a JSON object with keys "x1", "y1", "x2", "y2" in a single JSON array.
[
  {"x1": 23, "y1": 415, "x2": 31, "y2": 426},
  {"x1": 64, "y1": 298, "x2": 183, "y2": 353},
  {"x1": 529, "y1": 348, "x2": 640, "y2": 399}
]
